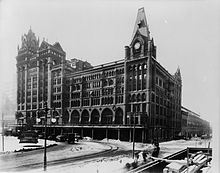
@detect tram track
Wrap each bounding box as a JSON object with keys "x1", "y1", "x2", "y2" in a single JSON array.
[{"x1": 0, "y1": 141, "x2": 119, "y2": 172}]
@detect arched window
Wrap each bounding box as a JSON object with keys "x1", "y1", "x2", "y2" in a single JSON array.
[
  {"x1": 115, "y1": 108, "x2": 123, "y2": 124},
  {"x1": 91, "y1": 109, "x2": 100, "y2": 124},
  {"x1": 71, "y1": 110, "x2": 80, "y2": 124},
  {"x1": 101, "y1": 108, "x2": 113, "y2": 124},
  {"x1": 81, "y1": 110, "x2": 89, "y2": 124},
  {"x1": 109, "y1": 79, "x2": 114, "y2": 86},
  {"x1": 142, "y1": 93, "x2": 146, "y2": 101}
]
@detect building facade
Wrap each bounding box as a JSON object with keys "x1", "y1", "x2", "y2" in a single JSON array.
[
  {"x1": 16, "y1": 8, "x2": 182, "y2": 142},
  {"x1": 181, "y1": 107, "x2": 211, "y2": 138}
]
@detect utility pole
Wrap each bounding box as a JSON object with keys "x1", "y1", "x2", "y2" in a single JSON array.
[
  {"x1": 44, "y1": 101, "x2": 49, "y2": 171},
  {"x1": 1, "y1": 113, "x2": 4, "y2": 152},
  {"x1": 132, "y1": 112, "x2": 136, "y2": 159}
]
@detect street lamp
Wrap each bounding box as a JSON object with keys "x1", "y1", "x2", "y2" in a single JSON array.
[
  {"x1": 132, "y1": 112, "x2": 136, "y2": 159},
  {"x1": 132, "y1": 112, "x2": 141, "y2": 159},
  {"x1": 36, "y1": 102, "x2": 55, "y2": 171},
  {"x1": 43, "y1": 101, "x2": 49, "y2": 171}
]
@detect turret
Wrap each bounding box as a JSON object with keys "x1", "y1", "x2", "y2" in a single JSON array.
[
  {"x1": 174, "y1": 66, "x2": 182, "y2": 83},
  {"x1": 18, "y1": 27, "x2": 39, "y2": 54}
]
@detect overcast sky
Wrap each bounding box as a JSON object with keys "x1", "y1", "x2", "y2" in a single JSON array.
[{"x1": 0, "y1": 0, "x2": 219, "y2": 124}]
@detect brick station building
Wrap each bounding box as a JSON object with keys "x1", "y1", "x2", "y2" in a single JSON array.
[{"x1": 16, "y1": 8, "x2": 182, "y2": 142}]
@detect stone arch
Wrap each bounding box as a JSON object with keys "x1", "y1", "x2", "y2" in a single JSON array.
[
  {"x1": 91, "y1": 109, "x2": 100, "y2": 124},
  {"x1": 115, "y1": 107, "x2": 123, "y2": 125},
  {"x1": 81, "y1": 109, "x2": 89, "y2": 124},
  {"x1": 70, "y1": 110, "x2": 80, "y2": 124},
  {"x1": 101, "y1": 108, "x2": 113, "y2": 124}
]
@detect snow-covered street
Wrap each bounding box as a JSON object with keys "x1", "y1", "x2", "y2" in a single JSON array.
[{"x1": 0, "y1": 136, "x2": 212, "y2": 173}]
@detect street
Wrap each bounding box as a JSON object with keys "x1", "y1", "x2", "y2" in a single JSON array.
[{"x1": 0, "y1": 136, "x2": 212, "y2": 172}]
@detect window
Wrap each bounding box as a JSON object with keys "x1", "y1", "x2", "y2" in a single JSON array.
[
  {"x1": 156, "y1": 96, "x2": 159, "y2": 104},
  {"x1": 159, "y1": 79, "x2": 162, "y2": 87},
  {"x1": 57, "y1": 78, "x2": 61, "y2": 84},
  {"x1": 156, "y1": 105, "x2": 159, "y2": 114},
  {"x1": 57, "y1": 87, "x2": 61, "y2": 92},
  {"x1": 33, "y1": 84, "x2": 37, "y2": 88}
]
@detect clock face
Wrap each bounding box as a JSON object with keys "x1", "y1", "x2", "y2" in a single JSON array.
[{"x1": 134, "y1": 42, "x2": 141, "y2": 50}]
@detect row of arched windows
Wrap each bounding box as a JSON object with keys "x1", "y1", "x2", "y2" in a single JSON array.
[
  {"x1": 71, "y1": 100, "x2": 80, "y2": 107},
  {"x1": 116, "y1": 96, "x2": 123, "y2": 104},
  {"x1": 102, "y1": 97, "x2": 114, "y2": 105},
  {"x1": 69, "y1": 108, "x2": 123, "y2": 125},
  {"x1": 128, "y1": 93, "x2": 146, "y2": 103}
]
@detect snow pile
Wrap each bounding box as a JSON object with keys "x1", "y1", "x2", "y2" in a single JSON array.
[{"x1": 0, "y1": 135, "x2": 56, "y2": 154}]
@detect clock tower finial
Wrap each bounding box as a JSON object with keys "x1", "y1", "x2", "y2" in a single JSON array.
[{"x1": 132, "y1": 7, "x2": 150, "y2": 40}]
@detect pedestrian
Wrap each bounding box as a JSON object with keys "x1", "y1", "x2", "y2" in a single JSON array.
[
  {"x1": 142, "y1": 152, "x2": 147, "y2": 162},
  {"x1": 152, "y1": 142, "x2": 160, "y2": 157},
  {"x1": 134, "y1": 152, "x2": 139, "y2": 163}
]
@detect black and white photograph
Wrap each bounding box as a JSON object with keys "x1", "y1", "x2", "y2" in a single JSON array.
[{"x1": 0, "y1": 0, "x2": 219, "y2": 172}]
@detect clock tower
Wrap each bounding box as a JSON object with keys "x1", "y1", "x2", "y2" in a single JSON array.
[
  {"x1": 124, "y1": 8, "x2": 157, "y2": 141},
  {"x1": 125, "y1": 7, "x2": 156, "y2": 60}
]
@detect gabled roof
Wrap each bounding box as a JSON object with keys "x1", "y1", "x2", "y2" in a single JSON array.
[
  {"x1": 39, "y1": 40, "x2": 50, "y2": 51},
  {"x1": 53, "y1": 42, "x2": 64, "y2": 52},
  {"x1": 132, "y1": 8, "x2": 150, "y2": 40}
]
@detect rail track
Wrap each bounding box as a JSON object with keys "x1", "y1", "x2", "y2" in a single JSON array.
[{"x1": 0, "y1": 141, "x2": 119, "y2": 172}]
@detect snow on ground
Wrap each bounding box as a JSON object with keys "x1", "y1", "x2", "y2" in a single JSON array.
[
  {"x1": 0, "y1": 136, "x2": 212, "y2": 173},
  {"x1": 100, "y1": 138, "x2": 156, "y2": 152},
  {"x1": 159, "y1": 138, "x2": 212, "y2": 158},
  {"x1": 29, "y1": 138, "x2": 212, "y2": 173},
  {"x1": 0, "y1": 135, "x2": 56, "y2": 154}
]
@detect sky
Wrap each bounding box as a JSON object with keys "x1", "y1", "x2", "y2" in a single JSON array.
[{"x1": 0, "y1": 0, "x2": 219, "y2": 124}]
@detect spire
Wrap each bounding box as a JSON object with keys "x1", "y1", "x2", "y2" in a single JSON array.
[
  {"x1": 175, "y1": 66, "x2": 182, "y2": 81},
  {"x1": 132, "y1": 8, "x2": 150, "y2": 39},
  {"x1": 20, "y1": 28, "x2": 39, "y2": 52},
  {"x1": 176, "y1": 66, "x2": 181, "y2": 76}
]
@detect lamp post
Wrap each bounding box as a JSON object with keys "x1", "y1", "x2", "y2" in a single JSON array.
[
  {"x1": 132, "y1": 112, "x2": 136, "y2": 159},
  {"x1": 42, "y1": 102, "x2": 49, "y2": 171},
  {"x1": 36, "y1": 102, "x2": 55, "y2": 171}
]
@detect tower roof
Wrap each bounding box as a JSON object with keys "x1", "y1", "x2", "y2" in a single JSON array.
[
  {"x1": 132, "y1": 8, "x2": 150, "y2": 39},
  {"x1": 19, "y1": 27, "x2": 39, "y2": 52},
  {"x1": 175, "y1": 66, "x2": 182, "y2": 82}
]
